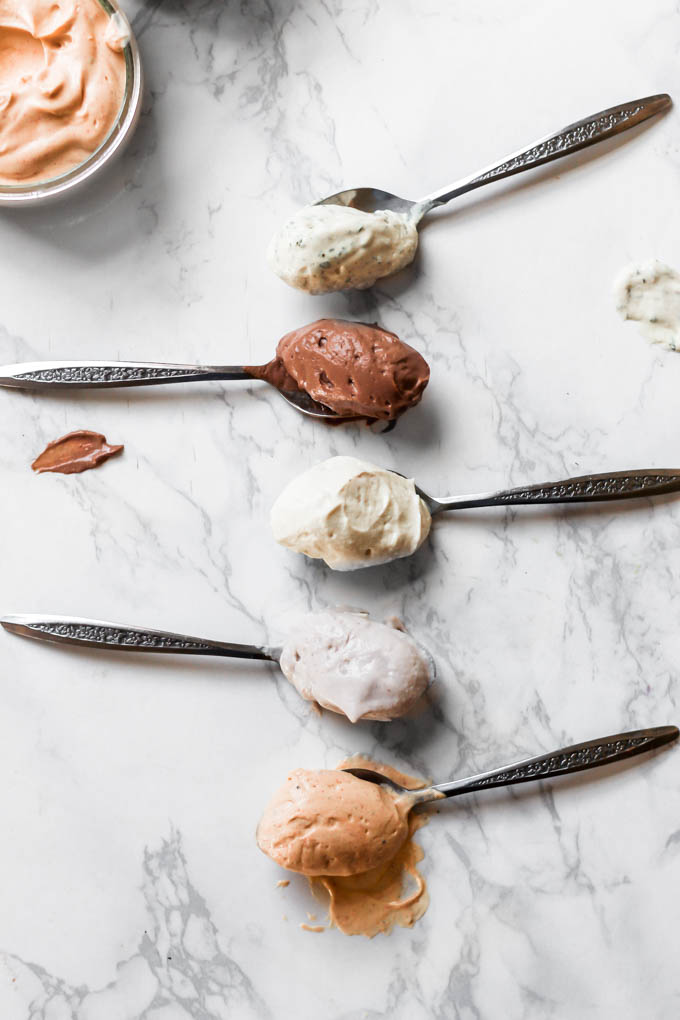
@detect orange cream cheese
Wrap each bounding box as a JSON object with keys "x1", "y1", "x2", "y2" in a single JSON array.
[
  {"x1": 257, "y1": 759, "x2": 435, "y2": 936},
  {"x1": 0, "y1": 0, "x2": 128, "y2": 185},
  {"x1": 257, "y1": 767, "x2": 411, "y2": 877}
]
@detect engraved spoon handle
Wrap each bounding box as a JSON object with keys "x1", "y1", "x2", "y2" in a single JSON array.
[
  {"x1": 0, "y1": 361, "x2": 252, "y2": 389},
  {"x1": 425, "y1": 468, "x2": 680, "y2": 513},
  {"x1": 418, "y1": 94, "x2": 671, "y2": 209},
  {"x1": 432, "y1": 726, "x2": 679, "y2": 798},
  {"x1": 0, "y1": 615, "x2": 278, "y2": 661}
]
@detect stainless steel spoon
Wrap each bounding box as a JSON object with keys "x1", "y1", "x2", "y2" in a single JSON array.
[
  {"x1": 0, "y1": 614, "x2": 434, "y2": 723},
  {"x1": 317, "y1": 94, "x2": 671, "y2": 219},
  {"x1": 413, "y1": 467, "x2": 680, "y2": 514},
  {"x1": 345, "y1": 725, "x2": 678, "y2": 806},
  {"x1": 0, "y1": 360, "x2": 342, "y2": 421}
]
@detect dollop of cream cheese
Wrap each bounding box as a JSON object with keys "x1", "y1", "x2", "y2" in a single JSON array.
[
  {"x1": 0, "y1": 0, "x2": 127, "y2": 185},
  {"x1": 614, "y1": 259, "x2": 680, "y2": 351},
  {"x1": 256, "y1": 767, "x2": 411, "y2": 876},
  {"x1": 270, "y1": 455, "x2": 431, "y2": 570},
  {"x1": 279, "y1": 610, "x2": 432, "y2": 722},
  {"x1": 267, "y1": 203, "x2": 420, "y2": 294}
]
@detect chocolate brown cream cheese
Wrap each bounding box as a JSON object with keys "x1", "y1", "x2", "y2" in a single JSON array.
[
  {"x1": 246, "y1": 318, "x2": 430, "y2": 421},
  {"x1": 32, "y1": 430, "x2": 124, "y2": 474}
]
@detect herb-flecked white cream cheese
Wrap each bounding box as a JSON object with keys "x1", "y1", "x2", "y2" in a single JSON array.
[{"x1": 267, "y1": 203, "x2": 419, "y2": 294}]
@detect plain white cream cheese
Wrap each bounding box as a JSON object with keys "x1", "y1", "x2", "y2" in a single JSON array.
[
  {"x1": 267, "y1": 204, "x2": 419, "y2": 294},
  {"x1": 270, "y1": 455, "x2": 431, "y2": 570},
  {"x1": 279, "y1": 611, "x2": 432, "y2": 722},
  {"x1": 614, "y1": 259, "x2": 680, "y2": 351}
]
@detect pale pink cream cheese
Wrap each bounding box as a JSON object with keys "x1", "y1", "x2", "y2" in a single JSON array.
[{"x1": 0, "y1": 0, "x2": 127, "y2": 184}]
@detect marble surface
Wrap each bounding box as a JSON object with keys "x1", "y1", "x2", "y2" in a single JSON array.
[{"x1": 1, "y1": 0, "x2": 680, "y2": 1017}]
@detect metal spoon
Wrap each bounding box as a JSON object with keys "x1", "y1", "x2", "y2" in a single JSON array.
[
  {"x1": 0, "y1": 614, "x2": 433, "y2": 722},
  {"x1": 0, "y1": 360, "x2": 342, "y2": 421},
  {"x1": 414, "y1": 467, "x2": 680, "y2": 514},
  {"x1": 345, "y1": 725, "x2": 678, "y2": 807},
  {"x1": 316, "y1": 94, "x2": 671, "y2": 219}
]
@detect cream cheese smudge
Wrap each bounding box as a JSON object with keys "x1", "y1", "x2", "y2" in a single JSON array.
[{"x1": 614, "y1": 259, "x2": 680, "y2": 351}]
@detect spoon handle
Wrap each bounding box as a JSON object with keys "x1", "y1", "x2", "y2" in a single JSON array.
[
  {"x1": 1, "y1": 614, "x2": 277, "y2": 661},
  {"x1": 418, "y1": 93, "x2": 671, "y2": 209},
  {"x1": 429, "y1": 468, "x2": 680, "y2": 512},
  {"x1": 0, "y1": 361, "x2": 252, "y2": 389},
  {"x1": 433, "y1": 726, "x2": 678, "y2": 798}
]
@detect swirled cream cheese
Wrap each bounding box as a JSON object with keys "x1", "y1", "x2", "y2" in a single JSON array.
[
  {"x1": 267, "y1": 204, "x2": 420, "y2": 294},
  {"x1": 0, "y1": 0, "x2": 127, "y2": 185},
  {"x1": 270, "y1": 455, "x2": 431, "y2": 570},
  {"x1": 614, "y1": 259, "x2": 680, "y2": 351},
  {"x1": 279, "y1": 611, "x2": 432, "y2": 722}
]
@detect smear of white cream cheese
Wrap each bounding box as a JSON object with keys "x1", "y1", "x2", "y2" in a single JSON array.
[{"x1": 614, "y1": 259, "x2": 680, "y2": 351}]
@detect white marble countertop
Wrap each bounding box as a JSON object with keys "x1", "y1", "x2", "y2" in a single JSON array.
[{"x1": 1, "y1": 1, "x2": 680, "y2": 1017}]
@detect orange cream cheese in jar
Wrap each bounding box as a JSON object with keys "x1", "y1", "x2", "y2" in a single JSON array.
[{"x1": 0, "y1": 0, "x2": 128, "y2": 184}]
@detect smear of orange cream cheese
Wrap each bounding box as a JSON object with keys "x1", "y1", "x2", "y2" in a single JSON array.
[
  {"x1": 258, "y1": 755, "x2": 437, "y2": 937},
  {"x1": 0, "y1": 0, "x2": 127, "y2": 184},
  {"x1": 307, "y1": 756, "x2": 435, "y2": 937}
]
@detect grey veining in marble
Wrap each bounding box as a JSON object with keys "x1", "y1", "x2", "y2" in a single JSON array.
[
  {"x1": 0, "y1": 0, "x2": 679, "y2": 1017},
  {"x1": 1, "y1": 832, "x2": 270, "y2": 1019}
]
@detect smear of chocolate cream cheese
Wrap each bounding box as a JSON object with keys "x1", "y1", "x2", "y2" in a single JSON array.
[
  {"x1": 32, "y1": 430, "x2": 123, "y2": 474},
  {"x1": 245, "y1": 318, "x2": 430, "y2": 423}
]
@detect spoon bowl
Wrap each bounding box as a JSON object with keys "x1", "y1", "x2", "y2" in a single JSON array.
[
  {"x1": 275, "y1": 387, "x2": 341, "y2": 420},
  {"x1": 316, "y1": 187, "x2": 419, "y2": 217}
]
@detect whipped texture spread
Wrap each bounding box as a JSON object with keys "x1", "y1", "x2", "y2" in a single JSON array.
[
  {"x1": 256, "y1": 767, "x2": 411, "y2": 876},
  {"x1": 246, "y1": 318, "x2": 430, "y2": 422},
  {"x1": 0, "y1": 0, "x2": 127, "y2": 184},
  {"x1": 257, "y1": 757, "x2": 433, "y2": 936},
  {"x1": 615, "y1": 259, "x2": 680, "y2": 351},
  {"x1": 279, "y1": 611, "x2": 432, "y2": 722},
  {"x1": 270, "y1": 455, "x2": 431, "y2": 570},
  {"x1": 267, "y1": 204, "x2": 420, "y2": 294}
]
